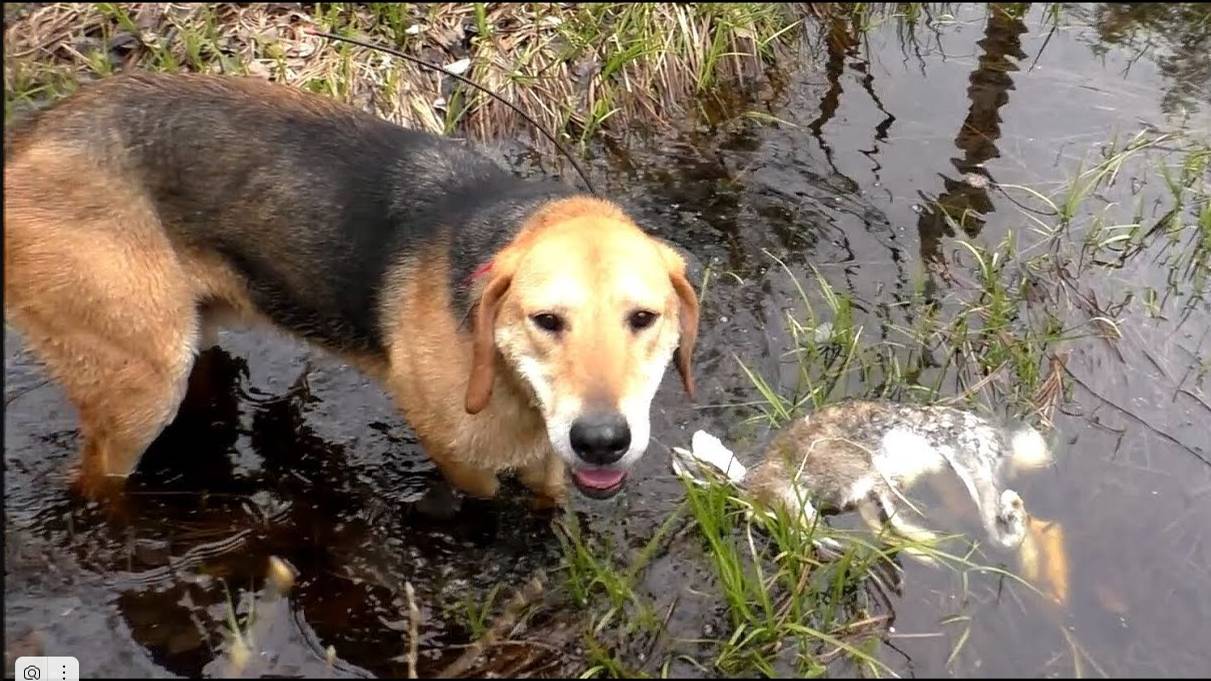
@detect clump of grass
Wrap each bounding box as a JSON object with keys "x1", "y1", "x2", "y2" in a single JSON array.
[
  {"x1": 456, "y1": 583, "x2": 503, "y2": 640},
  {"x1": 462, "y1": 3, "x2": 804, "y2": 146},
  {"x1": 553, "y1": 506, "x2": 687, "y2": 678},
  {"x1": 747, "y1": 235, "x2": 1065, "y2": 429},
  {"x1": 1000, "y1": 130, "x2": 1211, "y2": 312},
  {"x1": 4, "y1": 3, "x2": 806, "y2": 152},
  {"x1": 678, "y1": 476, "x2": 896, "y2": 677}
]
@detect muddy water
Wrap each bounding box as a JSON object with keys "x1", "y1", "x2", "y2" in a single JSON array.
[{"x1": 5, "y1": 4, "x2": 1211, "y2": 678}]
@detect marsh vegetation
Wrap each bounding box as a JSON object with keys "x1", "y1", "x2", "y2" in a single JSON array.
[{"x1": 5, "y1": 2, "x2": 1211, "y2": 678}]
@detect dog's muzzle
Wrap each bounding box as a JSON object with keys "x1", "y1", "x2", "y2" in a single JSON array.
[{"x1": 569, "y1": 412, "x2": 630, "y2": 498}]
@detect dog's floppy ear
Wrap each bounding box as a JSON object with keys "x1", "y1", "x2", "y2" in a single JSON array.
[
  {"x1": 662, "y1": 246, "x2": 700, "y2": 400},
  {"x1": 465, "y1": 271, "x2": 512, "y2": 414}
]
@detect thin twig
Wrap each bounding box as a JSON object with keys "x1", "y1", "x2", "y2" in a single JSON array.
[
  {"x1": 637, "y1": 595, "x2": 681, "y2": 674},
  {"x1": 939, "y1": 362, "x2": 1006, "y2": 407},
  {"x1": 1063, "y1": 365, "x2": 1211, "y2": 467},
  {"x1": 404, "y1": 582, "x2": 420, "y2": 680},
  {"x1": 4, "y1": 378, "x2": 51, "y2": 406}
]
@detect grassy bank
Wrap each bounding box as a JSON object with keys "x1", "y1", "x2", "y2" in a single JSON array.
[{"x1": 3, "y1": 2, "x2": 808, "y2": 147}]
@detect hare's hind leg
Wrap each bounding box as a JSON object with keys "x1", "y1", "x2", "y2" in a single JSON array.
[
  {"x1": 863, "y1": 486, "x2": 938, "y2": 544},
  {"x1": 859, "y1": 488, "x2": 942, "y2": 565}
]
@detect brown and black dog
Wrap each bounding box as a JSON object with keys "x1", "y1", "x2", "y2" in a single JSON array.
[{"x1": 3, "y1": 72, "x2": 699, "y2": 507}]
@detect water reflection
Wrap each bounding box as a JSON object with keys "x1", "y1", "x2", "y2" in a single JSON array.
[
  {"x1": 917, "y1": 4, "x2": 1029, "y2": 276},
  {"x1": 3, "y1": 343, "x2": 563, "y2": 678},
  {"x1": 1087, "y1": 3, "x2": 1211, "y2": 116},
  {"x1": 807, "y1": 12, "x2": 862, "y2": 192}
]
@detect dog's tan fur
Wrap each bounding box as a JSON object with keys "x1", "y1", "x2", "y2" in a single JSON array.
[{"x1": 3, "y1": 74, "x2": 698, "y2": 506}]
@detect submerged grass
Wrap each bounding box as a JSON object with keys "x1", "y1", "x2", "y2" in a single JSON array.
[
  {"x1": 551, "y1": 505, "x2": 689, "y2": 679},
  {"x1": 678, "y1": 478, "x2": 898, "y2": 677}
]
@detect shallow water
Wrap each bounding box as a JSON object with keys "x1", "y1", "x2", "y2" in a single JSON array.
[{"x1": 5, "y1": 4, "x2": 1211, "y2": 677}]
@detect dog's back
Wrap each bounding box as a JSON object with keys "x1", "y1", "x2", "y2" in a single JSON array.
[{"x1": 6, "y1": 72, "x2": 573, "y2": 353}]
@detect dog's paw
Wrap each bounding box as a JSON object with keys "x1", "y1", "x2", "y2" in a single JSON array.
[
  {"x1": 415, "y1": 480, "x2": 464, "y2": 519},
  {"x1": 527, "y1": 488, "x2": 567, "y2": 512}
]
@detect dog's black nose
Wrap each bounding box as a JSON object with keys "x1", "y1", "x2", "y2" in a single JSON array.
[{"x1": 570, "y1": 413, "x2": 631, "y2": 465}]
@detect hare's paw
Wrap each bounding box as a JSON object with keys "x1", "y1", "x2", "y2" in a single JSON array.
[
  {"x1": 683, "y1": 430, "x2": 748, "y2": 483},
  {"x1": 994, "y1": 489, "x2": 1028, "y2": 548},
  {"x1": 670, "y1": 446, "x2": 708, "y2": 485}
]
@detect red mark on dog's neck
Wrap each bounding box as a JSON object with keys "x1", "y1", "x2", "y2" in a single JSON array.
[{"x1": 470, "y1": 262, "x2": 493, "y2": 282}]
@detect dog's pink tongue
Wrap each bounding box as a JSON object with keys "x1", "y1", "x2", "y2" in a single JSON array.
[{"x1": 573, "y1": 468, "x2": 626, "y2": 489}]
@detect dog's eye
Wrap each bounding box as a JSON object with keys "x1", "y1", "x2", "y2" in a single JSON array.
[
  {"x1": 628, "y1": 310, "x2": 658, "y2": 331},
  {"x1": 531, "y1": 313, "x2": 565, "y2": 333}
]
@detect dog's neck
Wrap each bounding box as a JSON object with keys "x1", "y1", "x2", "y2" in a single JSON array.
[{"x1": 494, "y1": 359, "x2": 544, "y2": 418}]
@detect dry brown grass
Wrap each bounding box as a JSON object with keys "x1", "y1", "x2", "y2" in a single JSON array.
[{"x1": 3, "y1": 3, "x2": 809, "y2": 147}]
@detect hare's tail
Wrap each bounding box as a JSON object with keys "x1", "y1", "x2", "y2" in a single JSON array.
[{"x1": 1008, "y1": 425, "x2": 1052, "y2": 473}]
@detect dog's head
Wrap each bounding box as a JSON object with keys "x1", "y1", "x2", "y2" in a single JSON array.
[{"x1": 465, "y1": 197, "x2": 698, "y2": 499}]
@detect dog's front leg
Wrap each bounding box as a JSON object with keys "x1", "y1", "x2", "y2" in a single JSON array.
[
  {"x1": 519, "y1": 452, "x2": 567, "y2": 510},
  {"x1": 426, "y1": 449, "x2": 501, "y2": 500}
]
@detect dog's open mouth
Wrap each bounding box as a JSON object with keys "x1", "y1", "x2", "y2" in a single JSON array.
[{"x1": 572, "y1": 468, "x2": 628, "y2": 499}]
